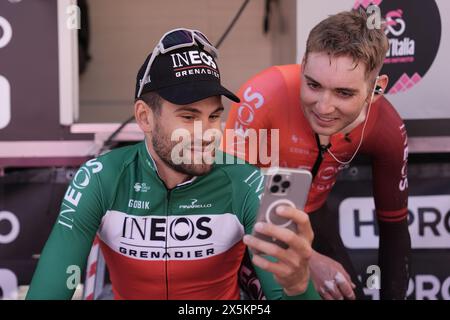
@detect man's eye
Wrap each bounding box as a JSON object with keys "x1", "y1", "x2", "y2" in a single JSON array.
[
  {"x1": 210, "y1": 115, "x2": 221, "y2": 120},
  {"x1": 181, "y1": 115, "x2": 195, "y2": 120},
  {"x1": 337, "y1": 91, "x2": 354, "y2": 98},
  {"x1": 307, "y1": 82, "x2": 320, "y2": 89}
]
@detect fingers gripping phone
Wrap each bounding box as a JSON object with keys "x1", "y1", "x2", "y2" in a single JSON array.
[{"x1": 252, "y1": 167, "x2": 312, "y2": 249}]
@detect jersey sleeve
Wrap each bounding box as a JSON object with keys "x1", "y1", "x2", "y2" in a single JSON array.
[
  {"x1": 222, "y1": 67, "x2": 287, "y2": 168},
  {"x1": 363, "y1": 98, "x2": 411, "y2": 299},
  {"x1": 240, "y1": 170, "x2": 320, "y2": 300},
  {"x1": 365, "y1": 99, "x2": 409, "y2": 222},
  {"x1": 26, "y1": 158, "x2": 106, "y2": 299}
]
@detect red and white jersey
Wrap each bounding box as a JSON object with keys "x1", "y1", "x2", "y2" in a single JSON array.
[{"x1": 224, "y1": 64, "x2": 409, "y2": 222}]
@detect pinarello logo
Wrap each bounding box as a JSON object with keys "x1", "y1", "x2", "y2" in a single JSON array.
[{"x1": 354, "y1": 0, "x2": 441, "y2": 94}]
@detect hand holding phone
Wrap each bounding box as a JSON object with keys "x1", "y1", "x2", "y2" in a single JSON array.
[
  {"x1": 252, "y1": 167, "x2": 312, "y2": 249},
  {"x1": 243, "y1": 168, "x2": 315, "y2": 296}
]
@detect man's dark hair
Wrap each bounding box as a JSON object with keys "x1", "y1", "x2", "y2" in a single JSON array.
[{"x1": 139, "y1": 92, "x2": 162, "y2": 115}]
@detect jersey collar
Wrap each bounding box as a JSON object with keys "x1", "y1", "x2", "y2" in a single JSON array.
[{"x1": 139, "y1": 139, "x2": 197, "y2": 187}]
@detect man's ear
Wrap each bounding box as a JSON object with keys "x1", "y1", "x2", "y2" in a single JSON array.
[
  {"x1": 371, "y1": 74, "x2": 389, "y2": 103},
  {"x1": 134, "y1": 100, "x2": 154, "y2": 133}
]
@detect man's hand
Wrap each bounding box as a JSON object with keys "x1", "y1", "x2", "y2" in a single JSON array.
[
  {"x1": 309, "y1": 250, "x2": 356, "y2": 300},
  {"x1": 243, "y1": 206, "x2": 314, "y2": 296}
]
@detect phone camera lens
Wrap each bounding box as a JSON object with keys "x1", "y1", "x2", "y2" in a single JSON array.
[
  {"x1": 270, "y1": 185, "x2": 279, "y2": 193},
  {"x1": 281, "y1": 181, "x2": 290, "y2": 189},
  {"x1": 273, "y1": 174, "x2": 282, "y2": 183}
]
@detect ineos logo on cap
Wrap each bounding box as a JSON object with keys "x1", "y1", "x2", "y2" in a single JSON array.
[{"x1": 170, "y1": 50, "x2": 217, "y2": 70}]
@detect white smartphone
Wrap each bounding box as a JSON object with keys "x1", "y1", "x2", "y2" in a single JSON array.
[{"x1": 252, "y1": 167, "x2": 312, "y2": 249}]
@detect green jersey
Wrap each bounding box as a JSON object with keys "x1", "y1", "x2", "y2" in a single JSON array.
[{"x1": 26, "y1": 141, "x2": 319, "y2": 300}]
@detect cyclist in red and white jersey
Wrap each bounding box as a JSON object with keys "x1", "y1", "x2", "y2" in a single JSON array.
[{"x1": 224, "y1": 10, "x2": 411, "y2": 300}]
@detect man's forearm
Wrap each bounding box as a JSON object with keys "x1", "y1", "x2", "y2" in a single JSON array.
[{"x1": 378, "y1": 219, "x2": 411, "y2": 300}]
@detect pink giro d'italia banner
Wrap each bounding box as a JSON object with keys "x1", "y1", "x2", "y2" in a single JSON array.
[{"x1": 354, "y1": 0, "x2": 441, "y2": 94}]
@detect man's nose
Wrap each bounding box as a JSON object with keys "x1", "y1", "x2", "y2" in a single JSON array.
[
  {"x1": 197, "y1": 118, "x2": 221, "y2": 144},
  {"x1": 191, "y1": 119, "x2": 213, "y2": 142},
  {"x1": 315, "y1": 91, "x2": 336, "y2": 114}
]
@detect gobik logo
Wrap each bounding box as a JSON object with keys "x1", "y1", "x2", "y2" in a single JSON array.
[{"x1": 354, "y1": 0, "x2": 441, "y2": 94}]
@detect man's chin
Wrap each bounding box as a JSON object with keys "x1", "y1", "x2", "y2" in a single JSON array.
[
  {"x1": 310, "y1": 123, "x2": 338, "y2": 136},
  {"x1": 311, "y1": 119, "x2": 352, "y2": 137}
]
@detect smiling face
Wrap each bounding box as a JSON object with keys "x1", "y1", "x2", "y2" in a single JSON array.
[
  {"x1": 149, "y1": 96, "x2": 224, "y2": 176},
  {"x1": 300, "y1": 52, "x2": 377, "y2": 136}
]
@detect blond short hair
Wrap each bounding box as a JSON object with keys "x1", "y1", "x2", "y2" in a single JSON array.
[{"x1": 304, "y1": 10, "x2": 389, "y2": 79}]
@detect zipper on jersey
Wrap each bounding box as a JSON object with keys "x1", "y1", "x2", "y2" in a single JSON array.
[
  {"x1": 311, "y1": 133, "x2": 331, "y2": 178},
  {"x1": 164, "y1": 190, "x2": 172, "y2": 300}
]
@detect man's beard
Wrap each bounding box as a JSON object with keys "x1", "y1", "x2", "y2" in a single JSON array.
[{"x1": 151, "y1": 122, "x2": 215, "y2": 177}]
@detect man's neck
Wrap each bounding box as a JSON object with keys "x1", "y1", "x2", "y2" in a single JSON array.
[
  {"x1": 341, "y1": 102, "x2": 368, "y2": 134},
  {"x1": 145, "y1": 140, "x2": 192, "y2": 189}
]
